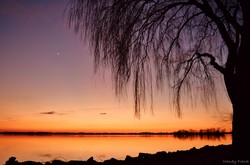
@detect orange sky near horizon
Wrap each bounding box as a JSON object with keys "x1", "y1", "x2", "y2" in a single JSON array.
[{"x1": 0, "y1": 0, "x2": 232, "y2": 133}]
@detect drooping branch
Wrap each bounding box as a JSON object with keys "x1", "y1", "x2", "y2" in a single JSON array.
[{"x1": 66, "y1": 0, "x2": 242, "y2": 118}]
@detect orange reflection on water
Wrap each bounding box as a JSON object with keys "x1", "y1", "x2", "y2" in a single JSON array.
[{"x1": 0, "y1": 134, "x2": 232, "y2": 164}]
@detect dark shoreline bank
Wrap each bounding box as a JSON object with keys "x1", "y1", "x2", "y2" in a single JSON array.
[{"x1": 5, "y1": 144, "x2": 248, "y2": 165}]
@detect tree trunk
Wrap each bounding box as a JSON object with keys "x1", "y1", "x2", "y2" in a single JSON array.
[
  {"x1": 231, "y1": 2, "x2": 250, "y2": 158},
  {"x1": 232, "y1": 54, "x2": 250, "y2": 158}
]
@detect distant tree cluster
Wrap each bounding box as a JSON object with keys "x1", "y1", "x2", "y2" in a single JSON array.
[
  {"x1": 173, "y1": 128, "x2": 229, "y2": 140},
  {"x1": 174, "y1": 128, "x2": 228, "y2": 134}
]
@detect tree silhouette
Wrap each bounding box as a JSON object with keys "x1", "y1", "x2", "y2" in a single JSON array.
[{"x1": 67, "y1": 0, "x2": 249, "y2": 156}]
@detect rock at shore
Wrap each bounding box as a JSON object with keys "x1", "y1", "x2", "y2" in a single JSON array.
[{"x1": 5, "y1": 145, "x2": 245, "y2": 165}]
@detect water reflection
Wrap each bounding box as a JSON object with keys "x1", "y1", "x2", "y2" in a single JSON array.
[
  {"x1": 0, "y1": 134, "x2": 232, "y2": 164},
  {"x1": 174, "y1": 133, "x2": 228, "y2": 140}
]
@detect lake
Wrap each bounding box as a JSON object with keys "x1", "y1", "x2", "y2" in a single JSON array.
[{"x1": 0, "y1": 134, "x2": 231, "y2": 164}]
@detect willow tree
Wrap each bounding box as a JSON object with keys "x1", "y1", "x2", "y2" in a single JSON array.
[{"x1": 67, "y1": 0, "x2": 249, "y2": 156}]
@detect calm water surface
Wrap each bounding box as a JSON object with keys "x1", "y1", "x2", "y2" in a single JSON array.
[{"x1": 0, "y1": 134, "x2": 231, "y2": 164}]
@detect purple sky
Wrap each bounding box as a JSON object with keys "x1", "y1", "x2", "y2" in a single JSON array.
[{"x1": 0, "y1": 0, "x2": 232, "y2": 132}]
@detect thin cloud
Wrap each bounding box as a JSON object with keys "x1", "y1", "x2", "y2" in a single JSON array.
[
  {"x1": 39, "y1": 111, "x2": 64, "y2": 115},
  {"x1": 38, "y1": 153, "x2": 52, "y2": 158},
  {"x1": 40, "y1": 111, "x2": 55, "y2": 115},
  {"x1": 1, "y1": 117, "x2": 17, "y2": 122}
]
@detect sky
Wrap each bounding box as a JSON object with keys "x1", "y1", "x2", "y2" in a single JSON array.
[{"x1": 0, "y1": 0, "x2": 232, "y2": 133}]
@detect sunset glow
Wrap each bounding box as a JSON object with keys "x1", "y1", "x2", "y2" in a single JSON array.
[{"x1": 0, "y1": 0, "x2": 232, "y2": 133}]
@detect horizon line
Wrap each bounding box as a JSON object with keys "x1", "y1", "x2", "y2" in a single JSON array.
[{"x1": 0, "y1": 130, "x2": 232, "y2": 135}]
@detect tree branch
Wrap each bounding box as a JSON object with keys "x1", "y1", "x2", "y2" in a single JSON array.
[
  {"x1": 197, "y1": 53, "x2": 225, "y2": 74},
  {"x1": 215, "y1": 0, "x2": 242, "y2": 33},
  {"x1": 192, "y1": 0, "x2": 235, "y2": 48}
]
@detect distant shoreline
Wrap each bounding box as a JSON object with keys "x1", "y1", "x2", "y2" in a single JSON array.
[
  {"x1": 0, "y1": 131, "x2": 171, "y2": 136},
  {"x1": 0, "y1": 129, "x2": 232, "y2": 136}
]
